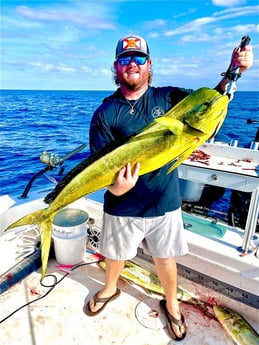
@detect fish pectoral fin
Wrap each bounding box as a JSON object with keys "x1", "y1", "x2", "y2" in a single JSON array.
[
  {"x1": 167, "y1": 157, "x2": 181, "y2": 174},
  {"x1": 154, "y1": 117, "x2": 184, "y2": 135},
  {"x1": 167, "y1": 145, "x2": 194, "y2": 174}
]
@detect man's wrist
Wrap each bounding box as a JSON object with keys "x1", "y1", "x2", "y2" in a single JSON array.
[{"x1": 215, "y1": 77, "x2": 230, "y2": 94}]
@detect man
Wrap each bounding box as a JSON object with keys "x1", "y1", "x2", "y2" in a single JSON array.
[{"x1": 85, "y1": 35, "x2": 253, "y2": 340}]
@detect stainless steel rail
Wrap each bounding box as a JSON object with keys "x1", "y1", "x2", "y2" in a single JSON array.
[{"x1": 242, "y1": 187, "x2": 259, "y2": 253}]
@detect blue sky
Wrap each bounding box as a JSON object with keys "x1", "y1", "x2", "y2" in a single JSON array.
[{"x1": 1, "y1": 0, "x2": 259, "y2": 91}]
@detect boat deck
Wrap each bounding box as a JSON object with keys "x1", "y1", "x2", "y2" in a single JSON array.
[
  {"x1": 0, "y1": 197, "x2": 258, "y2": 345},
  {"x1": 0, "y1": 253, "x2": 254, "y2": 345}
]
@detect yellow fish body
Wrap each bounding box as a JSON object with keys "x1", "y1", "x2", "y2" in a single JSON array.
[
  {"x1": 213, "y1": 305, "x2": 259, "y2": 345},
  {"x1": 99, "y1": 260, "x2": 217, "y2": 319}
]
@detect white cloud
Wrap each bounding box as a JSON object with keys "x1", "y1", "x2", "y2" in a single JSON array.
[
  {"x1": 15, "y1": 5, "x2": 116, "y2": 30},
  {"x1": 165, "y1": 17, "x2": 216, "y2": 36},
  {"x1": 144, "y1": 18, "x2": 167, "y2": 28},
  {"x1": 81, "y1": 66, "x2": 91, "y2": 73},
  {"x1": 212, "y1": 0, "x2": 246, "y2": 7},
  {"x1": 180, "y1": 22, "x2": 258, "y2": 44},
  {"x1": 2, "y1": 14, "x2": 42, "y2": 29},
  {"x1": 101, "y1": 68, "x2": 111, "y2": 75},
  {"x1": 29, "y1": 62, "x2": 54, "y2": 71},
  {"x1": 148, "y1": 32, "x2": 160, "y2": 38},
  {"x1": 232, "y1": 23, "x2": 259, "y2": 33},
  {"x1": 164, "y1": 5, "x2": 259, "y2": 37},
  {"x1": 27, "y1": 61, "x2": 75, "y2": 73},
  {"x1": 213, "y1": 5, "x2": 259, "y2": 19},
  {"x1": 181, "y1": 33, "x2": 211, "y2": 43},
  {"x1": 16, "y1": 6, "x2": 65, "y2": 21},
  {"x1": 56, "y1": 64, "x2": 75, "y2": 73}
]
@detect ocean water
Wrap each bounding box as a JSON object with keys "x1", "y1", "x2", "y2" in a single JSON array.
[
  {"x1": 1, "y1": 89, "x2": 258, "y2": 214},
  {"x1": 0, "y1": 90, "x2": 111, "y2": 198}
]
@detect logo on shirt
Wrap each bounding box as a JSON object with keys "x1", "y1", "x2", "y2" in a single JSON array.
[{"x1": 151, "y1": 106, "x2": 164, "y2": 118}]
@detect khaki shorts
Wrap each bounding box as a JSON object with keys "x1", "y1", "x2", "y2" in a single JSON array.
[{"x1": 99, "y1": 208, "x2": 189, "y2": 260}]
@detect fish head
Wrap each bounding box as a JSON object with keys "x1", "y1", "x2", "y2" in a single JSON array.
[{"x1": 183, "y1": 92, "x2": 229, "y2": 138}]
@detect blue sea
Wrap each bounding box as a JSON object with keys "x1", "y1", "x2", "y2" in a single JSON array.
[{"x1": 1, "y1": 89, "x2": 258, "y2": 214}]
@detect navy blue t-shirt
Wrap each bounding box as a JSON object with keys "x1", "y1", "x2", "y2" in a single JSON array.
[{"x1": 89, "y1": 85, "x2": 192, "y2": 217}]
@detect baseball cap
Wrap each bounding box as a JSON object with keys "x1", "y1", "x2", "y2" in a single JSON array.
[{"x1": 115, "y1": 35, "x2": 150, "y2": 59}]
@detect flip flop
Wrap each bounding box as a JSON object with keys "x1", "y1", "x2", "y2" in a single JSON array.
[
  {"x1": 84, "y1": 288, "x2": 121, "y2": 316},
  {"x1": 160, "y1": 299, "x2": 187, "y2": 341}
]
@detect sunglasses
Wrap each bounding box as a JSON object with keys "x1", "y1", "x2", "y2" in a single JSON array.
[{"x1": 117, "y1": 55, "x2": 148, "y2": 66}]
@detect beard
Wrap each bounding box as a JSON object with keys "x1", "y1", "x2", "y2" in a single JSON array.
[
  {"x1": 121, "y1": 79, "x2": 140, "y2": 90},
  {"x1": 117, "y1": 68, "x2": 150, "y2": 90}
]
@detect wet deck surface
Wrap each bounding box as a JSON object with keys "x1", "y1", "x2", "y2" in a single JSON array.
[{"x1": 0, "y1": 253, "x2": 252, "y2": 345}]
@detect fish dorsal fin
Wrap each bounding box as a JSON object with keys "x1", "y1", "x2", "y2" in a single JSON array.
[{"x1": 154, "y1": 117, "x2": 184, "y2": 135}]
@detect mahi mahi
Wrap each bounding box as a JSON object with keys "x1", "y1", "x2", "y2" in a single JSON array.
[
  {"x1": 213, "y1": 305, "x2": 259, "y2": 345},
  {"x1": 5, "y1": 87, "x2": 229, "y2": 278},
  {"x1": 99, "y1": 260, "x2": 217, "y2": 319}
]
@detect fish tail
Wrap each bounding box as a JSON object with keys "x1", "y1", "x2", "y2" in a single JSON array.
[
  {"x1": 6, "y1": 208, "x2": 48, "y2": 230},
  {"x1": 5, "y1": 208, "x2": 55, "y2": 279},
  {"x1": 40, "y1": 218, "x2": 54, "y2": 279}
]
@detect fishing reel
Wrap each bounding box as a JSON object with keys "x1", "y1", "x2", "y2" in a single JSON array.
[
  {"x1": 21, "y1": 143, "x2": 87, "y2": 198},
  {"x1": 40, "y1": 151, "x2": 62, "y2": 168}
]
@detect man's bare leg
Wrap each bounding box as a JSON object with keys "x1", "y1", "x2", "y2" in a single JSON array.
[
  {"x1": 153, "y1": 257, "x2": 186, "y2": 338},
  {"x1": 88, "y1": 258, "x2": 124, "y2": 313}
]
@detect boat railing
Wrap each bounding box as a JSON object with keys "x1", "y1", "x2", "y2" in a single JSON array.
[
  {"x1": 178, "y1": 143, "x2": 259, "y2": 255},
  {"x1": 242, "y1": 186, "x2": 259, "y2": 253}
]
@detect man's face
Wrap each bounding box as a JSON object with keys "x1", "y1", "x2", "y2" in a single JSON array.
[{"x1": 114, "y1": 53, "x2": 152, "y2": 91}]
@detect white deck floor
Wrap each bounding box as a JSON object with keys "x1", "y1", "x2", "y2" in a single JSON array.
[
  {"x1": 0, "y1": 253, "x2": 253, "y2": 345},
  {"x1": 0, "y1": 197, "x2": 258, "y2": 345}
]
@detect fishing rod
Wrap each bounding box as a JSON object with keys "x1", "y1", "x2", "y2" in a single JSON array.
[{"x1": 20, "y1": 143, "x2": 87, "y2": 198}]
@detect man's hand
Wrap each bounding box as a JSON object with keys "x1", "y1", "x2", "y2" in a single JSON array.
[
  {"x1": 108, "y1": 162, "x2": 140, "y2": 196},
  {"x1": 217, "y1": 44, "x2": 253, "y2": 94},
  {"x1": 230, "y1": 45, "x2": 253, "y2": 73}
]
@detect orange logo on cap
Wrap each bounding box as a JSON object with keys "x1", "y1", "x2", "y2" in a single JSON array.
[{"x1": 122, "y1": 37, "x2": 141, "y2": 51}]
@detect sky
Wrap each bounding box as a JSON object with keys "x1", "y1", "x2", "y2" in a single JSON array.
[{"x1": 1, "y1": 0, "x2": 259, "y2": 91}]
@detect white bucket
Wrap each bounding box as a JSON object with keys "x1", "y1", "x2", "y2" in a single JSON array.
[{"x1": 52, "y1": 208, "x2": 89, "y2": 265}]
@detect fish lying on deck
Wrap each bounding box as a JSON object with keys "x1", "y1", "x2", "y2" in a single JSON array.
[
  {"x1": 5, "y1": 87, "x2": 229, "y2": 278},
  {"x1": 213, "y1": 305, "x2": 259, "y2": 345},
  {"x1": 99, "y1": 259, "x2": 164, "y2": 295},
  {"x1": 99, "y1": 260, "x2": 216, "y2": 319}
]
